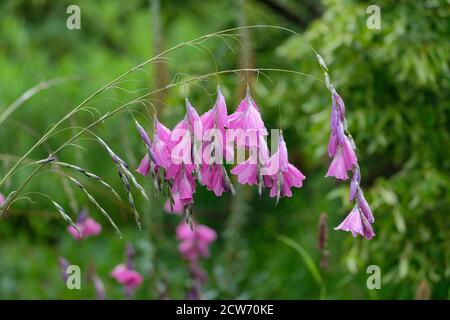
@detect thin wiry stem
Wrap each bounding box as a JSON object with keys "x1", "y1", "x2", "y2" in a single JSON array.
[{"x1": 0, "y1": 76, "x2": 73, "y2": 126}]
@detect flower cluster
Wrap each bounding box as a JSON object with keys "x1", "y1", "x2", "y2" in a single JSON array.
[
  {"x1": 325, "y1": 91, "x2": 375, "y2": 239},
  {"x1": 176, "y1": 221, "x2": 217, "y2": 299},
  {"x1": 136, "y1": 86, "x2": 306, "y2": 216}
]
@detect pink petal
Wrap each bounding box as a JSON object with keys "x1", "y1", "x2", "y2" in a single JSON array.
[
  {"x1": 326, "y1": 149, "x2": 349, "y2": 180},
  {"x1": 176, "y1": 223, "x2": 194, "y2": 242},
  {"x1": 155, "y1": 119, "x2": 171, "y2": 142},
  {"x1": 82, "y1": 217, "x2": 102, "y2": 237},
  {"x1": 328, "y1": 133, "x2": 338, "y2": 157},
  {"x1": 231, "y1": 160, "x2": 258, "y2": 185},
  {"x1": 357, "y1": 189, "x2": 374, "y2": 223},
  {"x1": 197, "y1": 225, "x2": 217, "y2": 245},
  {"x1": 334, "y1": 206, "x2": 364, "y2": 237},
  {"x1": 341, "y1": 137, "x2": 357, "y2": 171},
  {"x1": 361, "y1": 212, "x2": 375, "y2": 240},
  {"x1": 67, "y1": 225, "x2": 82, "y2": 240},
  {"x1": 136, "y1": 154, "x2": 151, "y2": 176}
]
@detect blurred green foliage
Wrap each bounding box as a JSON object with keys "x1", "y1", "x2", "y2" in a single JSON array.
[{"x1": 0, "y1": 0, "x2": 448, "y2": 299}]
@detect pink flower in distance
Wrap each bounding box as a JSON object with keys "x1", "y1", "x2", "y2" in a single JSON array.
[
  {"x1": 335, "y1": 205, "x2": 375, "y2": 240},
  {"x1": 0, "y1": 192, "x2": 5, "y2": 207},
  {"x1": 176, "y1": 222, "x2": 217, "y2": 261},
  {"x1": 111, "y1": 264, "x2": 143, "y2": 290},
  {"x1": 67, "y1": 213, "x2": 101, "y2": 240},
  {"x1": 264, "y1": 133, "x2": 306, "y2": 199}
]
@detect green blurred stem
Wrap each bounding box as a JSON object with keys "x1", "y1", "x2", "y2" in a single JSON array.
[{"x1": 278, "y1": 235, "x2": 326, "y2": 299}]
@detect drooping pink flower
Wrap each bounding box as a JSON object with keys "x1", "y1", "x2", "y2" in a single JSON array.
[
  {"x1": 176, "y1": 222, "x2": 217, "y2": 261},
  {"x1": 230, "y1": 151, "x2": 259, "y2": 185},
  {"x1": 171, "y1": 165, "x2": 196, "y2": 206},
  {"x1": 199, "y1": 88, "x2": 234, "y2": 196},
  {"x1": 201, "y1": 165, "x2": 227, "y2": 196},
  {"x1": 263, "y1": 133, "x2": 306, "y2": 199},
  {"x1": 228, "y1": 90, "x2": 268, "y2": 148},
  {"x1": 335, "y1": 205, "x2": 375, "y2": 239},
  {"x1": 67, "y1": 212, "x2": 102, "y2": 240},
  {"x1": 230, "y1": 134, "x2": 270, "y2": 187},
  {"x1": 201, "y1": 86, "x2": 233, "y2": 162},
  {"x1": 136, "y1": 118, "x2": 172, "y2": 177},
  {"x1": 111, "y1": 264, "x2": 143, "y2": 290},
  {"x1": 171, "y1": 99, "x2": 203, "y2": 145},
  {"x1": 201, "y1": 86, "x2": 228, "y2": 131},
  {"x1": 136, "y1": 153, "x2": 151, "y2": 176},
  {"x1": 356, "y1": 188, "x2": 374, "y2": 223},
  {"x1": 325, "y1": 147, "x2": 349, "y2": 180}
]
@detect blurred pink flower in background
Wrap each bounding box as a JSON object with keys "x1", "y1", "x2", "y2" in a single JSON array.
[
  {"x1": 67, "y1": 210, "x2": 101, "y2": 240},
  {"x1": 110, "y1": 264, "x2": 143, "y2": 290},
  {"x1": 111, "y1": 244, "x2": 143, "y2": 298},
  {"x1": 176, "y1": 222, "x2": 217, "y2": 261},
  {"x1": 0, "y1": 192, "x2": 5, "y2": 207}
]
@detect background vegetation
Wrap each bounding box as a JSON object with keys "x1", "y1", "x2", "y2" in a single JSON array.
[{"x1": 0, "y1": 0, "x2": 448, "y2": 299}]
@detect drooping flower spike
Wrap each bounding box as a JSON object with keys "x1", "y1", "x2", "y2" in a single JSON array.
[
  {"x1": 326, "y1": 92, "x2": 357, "y2": 180},
  {"x1": 318, "y1": 53, "x2": 375, "y2": 239}
]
